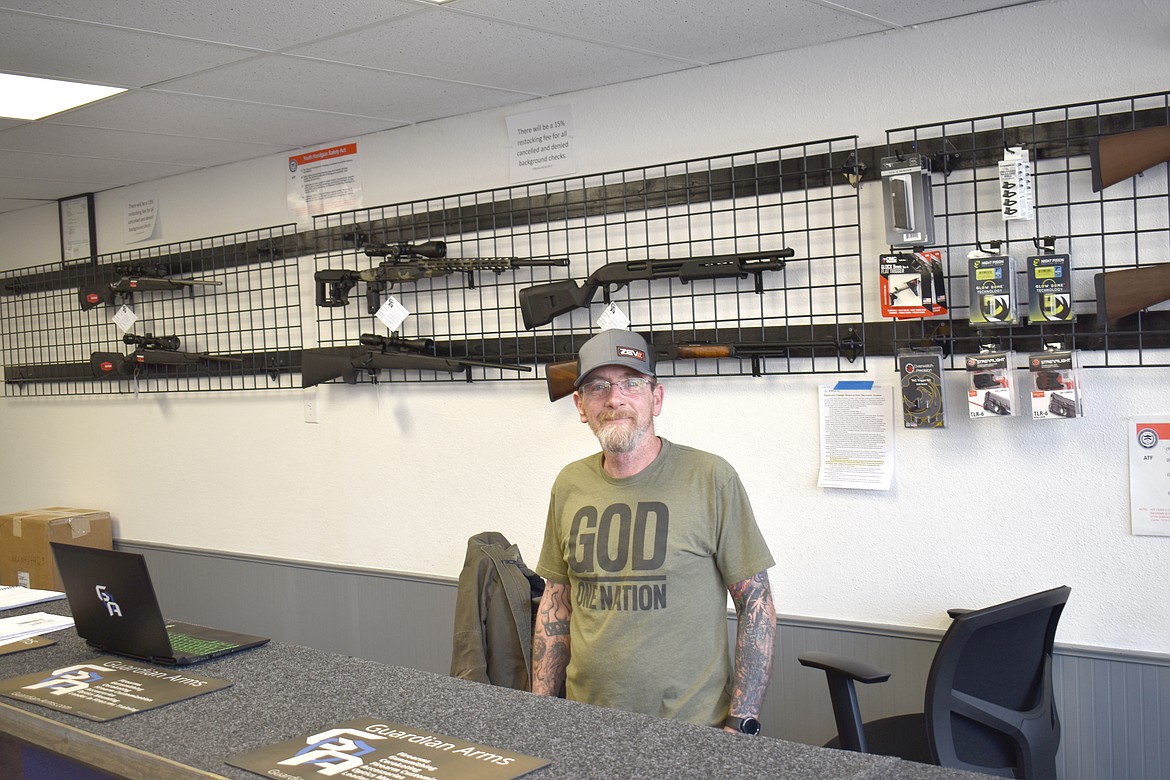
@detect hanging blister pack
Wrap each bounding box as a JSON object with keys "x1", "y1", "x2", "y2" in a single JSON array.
[
  {"x1": 967, "y1": 251, "x2": 1019, "y2": 326},
  {"x1": 1026, "y1": 252, "x2": 1074, "y2": 322},
  {"x1": 898, "y1": 347, "x2": 946, "y2": 429},
  {"x1": 1027, "y1": 348, "x2": 1084, "y2": 420},
  {"x1": 966, "y1": 350, "x2": 1016, "y2": 418},
  {"x1": 880, "y1": 250, "x2": 947, "y2": 319},
  {"x1": 881, "y1": 153, "x2": 935, "y2": 247}
]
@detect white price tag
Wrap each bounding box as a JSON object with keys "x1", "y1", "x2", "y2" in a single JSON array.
[
  {"x1": 375, "y1": 295, "x2": 411, "y2": 331},
  {"x1": 595, "y1": 302, "x2": 630, "y2": 331},
  {"x1": 112, "y1": 305, "x2": 138, "y2": 333}
]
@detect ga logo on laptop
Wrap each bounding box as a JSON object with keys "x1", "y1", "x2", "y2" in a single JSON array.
[
  {"x1": 278, "y1": 727, "x2": 387, "y2": 776},
  {"x1": 23, "y1": 663, "x2": 110, "y2": 695},
  {"x1": 96, "y1": 584, "x2": 123, "y2": 617}
]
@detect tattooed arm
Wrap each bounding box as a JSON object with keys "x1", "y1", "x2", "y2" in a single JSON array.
[
  {"x1": 725, "y1": 571, "x2": 776, "y2": 730},
  {"x1": 531, "y1": 580, "x2": 572, "y2": 696}
]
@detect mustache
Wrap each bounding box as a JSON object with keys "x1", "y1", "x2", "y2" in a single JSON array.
[{"x1": 597, "y1": 411, "x2": 636, "y2": 422}]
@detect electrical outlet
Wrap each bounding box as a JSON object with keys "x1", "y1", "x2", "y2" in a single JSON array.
[{"x1": 303, "y1": 388, "x2": 318, "y2": 424}]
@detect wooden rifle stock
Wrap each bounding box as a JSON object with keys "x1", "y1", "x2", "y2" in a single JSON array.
[
  {"x1": 1095, "y1": 263, "x2": 1170, "y2": 325},
  {"x1": 545, "y1": 334, "x2": 861, "y2": 401},
  {"x1": 1090, "y1": 124, "x2": 1170, "y2": 192}
]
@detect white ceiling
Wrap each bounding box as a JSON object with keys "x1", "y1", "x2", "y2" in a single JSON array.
[{"x1": 0, "y1": 0, "x2": 1040, "y2": 216}]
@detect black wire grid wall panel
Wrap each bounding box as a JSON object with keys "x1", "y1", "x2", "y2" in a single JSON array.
[
  {"x1": 885, "y1": 91, "x2": 1170, "y2": 367},
  {"x1": 312, "y1": 136, "x2": 866, "y2": 385},
  {"x1": 0, "y1": 225, "x2": 303, "y2": 396}
]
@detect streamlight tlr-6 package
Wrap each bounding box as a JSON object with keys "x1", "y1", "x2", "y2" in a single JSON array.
[{"x1": 966, "y1": 351, "x2": 1017, "y2": 419}]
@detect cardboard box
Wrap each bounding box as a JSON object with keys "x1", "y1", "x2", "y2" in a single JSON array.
[{"x1": 0, "y1": 507, "x2": 113, "y2": 590}]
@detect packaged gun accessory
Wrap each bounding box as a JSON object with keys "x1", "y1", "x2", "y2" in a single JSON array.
[
  {"x1": 967, "y1": 252, "x2": 1019, "y2": 326},
  {"x1": 880, "y1": 153, "x2": 935, "y2": 247},
  {"x1": 1027, "y1": 348, "x2": 1083, "y2": 420},
  {"x1": 965, "y1": 350, "x2": 1016, "y2": 418},
  {"x1": 1026, "y1": 253, "x2": 1073, "y2": 322},
  {"x1": 880, "y1": 250, "x2": 948, "y2": 319},
  {"x1": 998, "y1": 147, "x2": 1034, "y2": 221},
  {"x1": 898, "y1": 348, "x2": 946, "y2": 429}
]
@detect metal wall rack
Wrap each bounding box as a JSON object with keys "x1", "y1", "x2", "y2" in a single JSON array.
[
  {"x1": 883, "y1": 91, "x2": 1170, "y2": 368},
  {"x1": 0, "y1": 225, "x2": 303, "y2": 396},
  {"x1": 310, "y1": 135, "x2": 867, "y2": 386}
]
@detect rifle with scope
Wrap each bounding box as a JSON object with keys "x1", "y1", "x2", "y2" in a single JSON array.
[
  {"x1": 517, "y1": 249, "x2": 796, "y2": 330},
  {"x1": 300, "y1": 333, "x2": 531, "y2": 388},
  {"x1": 544, "y1": 331, "x2": 862, "y2": 401},
  {"x1": 316, "y1": 238, "x2": 569, "y2": 314},
  {"x1": 78, "y1": 263, "x2": 222, "y2": 311},
  {"x1": 90, "y1": 333, "x2": 243, "y2": 378}
]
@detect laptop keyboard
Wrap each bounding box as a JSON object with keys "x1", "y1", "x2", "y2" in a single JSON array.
[{"x1": 167, "y1": 630, "x2": 240, "y2": 655}]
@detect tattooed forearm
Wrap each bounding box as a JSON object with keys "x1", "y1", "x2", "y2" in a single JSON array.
[
  {"x1": 727, "y1": 571, "x2": 776, "y2": 717},
  {"x1": 531, "y1": 581, "x2": 573, "y2": 696}
]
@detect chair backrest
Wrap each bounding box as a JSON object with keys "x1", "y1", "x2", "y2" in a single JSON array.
[{"x1": 925, "y1": 586, "x2": 1071, "y2": 780}]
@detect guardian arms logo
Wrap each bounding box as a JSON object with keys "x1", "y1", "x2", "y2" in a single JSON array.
[
  {"x1": 278, "y1": 727, "x2": 387, "y2": 776},
  {"x1": 97, "y1": 584, "x2": 123, "y2": 616},
  {"x1": 23, "y1": 663, "x2": 110, "y2": 695}
]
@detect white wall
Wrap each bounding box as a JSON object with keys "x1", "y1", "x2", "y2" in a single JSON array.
[{"x1": 2, "y1": 0, "x2": 1168, "y2": 653}]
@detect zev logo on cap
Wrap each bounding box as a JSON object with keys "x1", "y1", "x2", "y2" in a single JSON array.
[{"x1": 617, "y1": 346, "x2": 646, "y2": 363}]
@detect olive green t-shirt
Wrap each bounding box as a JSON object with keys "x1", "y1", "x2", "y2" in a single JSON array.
[{"x1": 536, "y1": 438, "x2": 775, "y2": 726}]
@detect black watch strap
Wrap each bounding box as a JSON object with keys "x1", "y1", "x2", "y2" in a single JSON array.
[{"x1": 724, "y1": 715, "x2": 761, "y2": 735}]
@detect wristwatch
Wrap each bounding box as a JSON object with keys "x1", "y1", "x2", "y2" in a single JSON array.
[{"x1": 724, "y1": 715, "x2": 762, "y2": 735}]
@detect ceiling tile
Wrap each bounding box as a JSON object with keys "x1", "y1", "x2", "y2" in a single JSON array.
[
  {"x1": 830, "y1": 0, "x2": 1038, "y2": 26},
  {"x1": 47, "y1": 91, "x2": 408, "y2": 147},
  {"x1": 290, "y1": 11, "x2": 691, "y2": 95},
  {"x1": 0, "y1": 0, "x2": 426, "y2": 50},
  {"x1": 0, "y1": 123, "x2": 291, "y2": 166},
  {"x1": 0, "y1": 148, "x2": 197, "y2": 185},
  {"x1": 0, "y1": 10, "x2": 259, "y2": 86},
  {"x1": 450, "y1": 0, "x2": 888, "y2": 62},
  {"x1": 156, "y1": 55, "x2": 536, "y2": 124}
]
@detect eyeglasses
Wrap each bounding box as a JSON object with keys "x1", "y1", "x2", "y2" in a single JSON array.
[{"x1": 579, "y1": 376, "x2": 652, "y2": 398}]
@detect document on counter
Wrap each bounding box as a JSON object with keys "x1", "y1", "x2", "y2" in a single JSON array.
[
  {"x1": 0, "y1": 585, "x2": 66, "y2": 610},
  {"x1": 227, "y1": 717, "x2": 550, "y2": 780},
  {"x1": 0, "y1": 611, "x2": 73, "y2": 644},
  {"x1": 0, "y1": 656, "x2": 231, "y2": 721},
  {"x1": 818, "y1": 383, "x2": 895, "y2": 491}
]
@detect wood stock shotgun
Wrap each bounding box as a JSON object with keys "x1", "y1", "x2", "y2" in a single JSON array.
[
  {"x1": 1090, "y1": 124, "x2": 1170, "y2": 192},
  {"x1": 545, "y1": 332, "x2": 863, "y2": 401},
  {"x1": 1094, "y1": 264, "x2": 1170, "y2": 326}
]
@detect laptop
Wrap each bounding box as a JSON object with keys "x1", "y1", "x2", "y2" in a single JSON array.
[{"x1": 50, "y1": 542, "x2": 270, "y2": 666}]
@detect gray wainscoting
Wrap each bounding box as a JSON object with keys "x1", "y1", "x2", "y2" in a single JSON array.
[{"x1": 121, "y1": 541, "x2": 1169, "y2": 780}]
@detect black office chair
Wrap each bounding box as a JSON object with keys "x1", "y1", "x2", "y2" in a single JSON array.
[{"x1": 799, "y1": 586, "x2": 1071, "y2": 780}]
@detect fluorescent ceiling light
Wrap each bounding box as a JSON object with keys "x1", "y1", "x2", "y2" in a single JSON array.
[{"x1": 0, "y1": 73, "x2": 126, "y2": 121}]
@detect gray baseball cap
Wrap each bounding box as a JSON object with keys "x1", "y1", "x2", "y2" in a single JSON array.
[{"x1": 575, "y1": 330, "x2": 656, "y2": 387}]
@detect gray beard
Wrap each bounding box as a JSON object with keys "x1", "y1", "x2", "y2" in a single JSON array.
[{"x1": 591, "y1": 413, "x2": 650, "y2": 454}]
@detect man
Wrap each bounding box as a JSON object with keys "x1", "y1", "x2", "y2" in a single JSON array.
[{"x1": 532, "y1": 329, "x2": 776, "y2": 735}]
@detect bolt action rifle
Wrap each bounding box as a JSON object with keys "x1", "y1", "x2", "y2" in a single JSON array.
[
  {"x1": 78, "y1": 263, "x2": 222, "y2": 311},
  {"x1": 301, "y1": 333, "x2": 531, "y2": 388},
  {"x1": 544, "y1": 331, "x2": 862, "y2": 401},
  {"x1": 315, "y1": 238, "x2": 569, "y2": 314},
  {"x1": 1090, "y1": 124, "x2": 1170, "y2": 192},
  {"x1": 90, "y1": 333, "x2": 243, "y2": 378},
  {"x1": 517, "y1": 248, "x2": 796, "y2": 329},
  {"x1": 1094, "y1": 263, "x2": 1170, "y2": 326}
]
